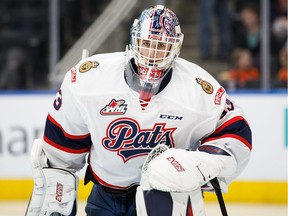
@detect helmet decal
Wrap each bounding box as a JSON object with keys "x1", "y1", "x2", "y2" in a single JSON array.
[{"x1": 150, "y1": 8, "x2": 179, "y2": 37}]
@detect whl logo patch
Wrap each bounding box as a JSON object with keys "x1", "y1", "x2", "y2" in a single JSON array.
[{"x1": 100, "y1": 99, "x2": 127, "y2": 115}]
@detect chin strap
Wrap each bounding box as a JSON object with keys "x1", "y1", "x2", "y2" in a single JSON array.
[{"x1": 210, "y1": 178, "x2": 228, "y2": 216}]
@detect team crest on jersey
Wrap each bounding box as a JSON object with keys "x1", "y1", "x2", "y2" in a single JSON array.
[
  {"x1": 79, "y1": 61, "x2": 99, "y2": 73},
  {"x1": 100, "y1": 99, "x2": 128, "y2": 115},
  {"x1": 196, "y1": 78, "x2": 214, "y2": 94},
  {"x1": 102, "y1": 118, "x2": 176, "y2": 162}
]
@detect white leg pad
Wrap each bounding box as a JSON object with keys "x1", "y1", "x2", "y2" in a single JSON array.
[{"x1": 26, "y1": 167, "x2": 78, "y2": 216}]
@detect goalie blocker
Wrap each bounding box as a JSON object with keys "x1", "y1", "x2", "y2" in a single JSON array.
[{"x1": 26, "y1": 139, "x2": 78, "y2": 216}]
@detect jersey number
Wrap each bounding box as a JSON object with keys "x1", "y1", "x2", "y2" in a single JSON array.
[
  {"x1": 53, "y1": 89, "x2": 62, "y2": 111},
  {"x1": 220, "y1": 98, "x2": 234, "y2": 119}
]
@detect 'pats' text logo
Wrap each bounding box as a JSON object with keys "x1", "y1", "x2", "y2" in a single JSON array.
[
  {"x1": 102, "y1": 118, "x2": 176, "y2": 162},
  {"x1": 100, "y1": 99, "x2": 127, "y2": 115}
]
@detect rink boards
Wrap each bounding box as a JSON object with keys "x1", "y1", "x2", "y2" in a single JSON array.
[{"x1": 0, "y1": 91, "x2": 287, "y2": 203}]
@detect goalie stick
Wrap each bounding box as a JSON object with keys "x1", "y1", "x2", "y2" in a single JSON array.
[
  {"x1": 210, "y1": 178, "x2": 228, "y2": 216},
  {"x1": 81, "y1": 49, "x2": 89, "y2": 59}
]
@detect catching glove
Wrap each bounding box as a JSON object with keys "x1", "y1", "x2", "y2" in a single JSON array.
[{"x1": 140, "y1": 144, "x2": 236, "y2": 192}]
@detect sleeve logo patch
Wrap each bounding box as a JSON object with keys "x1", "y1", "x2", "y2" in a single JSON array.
[
  {"x1": 79, "y1": 61, "x2": 99, "y2": 73},
  {"x1": 196, "y1": 78, "x2": 213, "y2": 94},
  {"x1": 214, "y1": 87, "x2": 225, "y2": 105},
  {"x1": 70, "y1": 66, "x2": 77, "y2": 83}
]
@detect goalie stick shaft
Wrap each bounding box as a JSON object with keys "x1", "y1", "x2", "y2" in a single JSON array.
[{"x1": 210, "y1": 178, "x2": 228, "y2": 216}]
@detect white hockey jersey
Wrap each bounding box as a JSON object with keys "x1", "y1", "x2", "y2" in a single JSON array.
[{"x1": 42, "y1": 52, "x2": 252, "y2": 190}]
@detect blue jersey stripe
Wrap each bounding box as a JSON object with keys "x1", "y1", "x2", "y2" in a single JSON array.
[
  {"x1": 203, "y1": 117, "x2": 252, "y2": 150},
  {"x1": 44, "y1": 116, "x2": 92, "y2": 152}
]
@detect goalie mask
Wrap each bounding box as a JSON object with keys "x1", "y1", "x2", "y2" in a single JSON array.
[{"x1": 125, "y1": 5, "x2": 184, "y2": 100}]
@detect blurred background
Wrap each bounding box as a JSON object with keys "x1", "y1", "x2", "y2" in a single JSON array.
[
  {"x1": 0, "y1": 0, "x2": 287, "y2": 215},
  {"x1": 0, "y1": 0, "x2": 286, "y2": 91}
]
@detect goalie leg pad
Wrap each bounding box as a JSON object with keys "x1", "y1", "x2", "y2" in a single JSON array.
[
  {"x1": 26, "y1": 168, "x2": 78, "y2": 216},
  {"x1": 25, "y1": 139, "x2": 48, "y2": 216},
  {"x1": 136, "y1": 186, "x2": 206, "y2": 216}
]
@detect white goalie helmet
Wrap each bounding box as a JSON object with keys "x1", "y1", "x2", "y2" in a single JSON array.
[{"x1": 125, "y1": 5, "x2": 184, "y2": 100}]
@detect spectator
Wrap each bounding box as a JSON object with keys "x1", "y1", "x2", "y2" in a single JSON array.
[
  {"x1": 219, "y1": 48, "x2": 260, "y2": 89},
  {"x1": 273, "y1": 47, "x2": 288, "y2": 88},
  {"x1": 232, "y1": 3, "x2": 261, "y2": 68},
  {"x1": 233, "y1": 0, "x2": 260, "y2": 12},
  {"x1": 270, "y1": 0, "x2": 287, "y2": 56},
  {"x1": 0, "y1": 47, "x2": 29, "y2": 89},
  {"x1": 271, "y1": 0, "x2": 287, "y2": 23},
  {"x1": 198, "y1": 0, "x2": 231, "y2": 60}
]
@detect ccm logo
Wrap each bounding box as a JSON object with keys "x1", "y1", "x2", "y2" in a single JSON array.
[
  {"x1": 160, "y1": 114, "x2": 183, "y2": 120},
  {"x1": 55, "y1": 182, "x2": 63, "y2": 202}
]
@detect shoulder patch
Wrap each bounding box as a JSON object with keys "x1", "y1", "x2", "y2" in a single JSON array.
[
  {"x1": 70, "y1": 66, "x2": 77, "y2": 83},
  {"x1": 79, "y1": 61, "x2": 99, "y2": 73},
  {"x1": 214, "y1": 87, "x2": 225, "y2": 105},
  {"x1": 196, "y1": 78, "x2": 213, "y2": 94}
]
